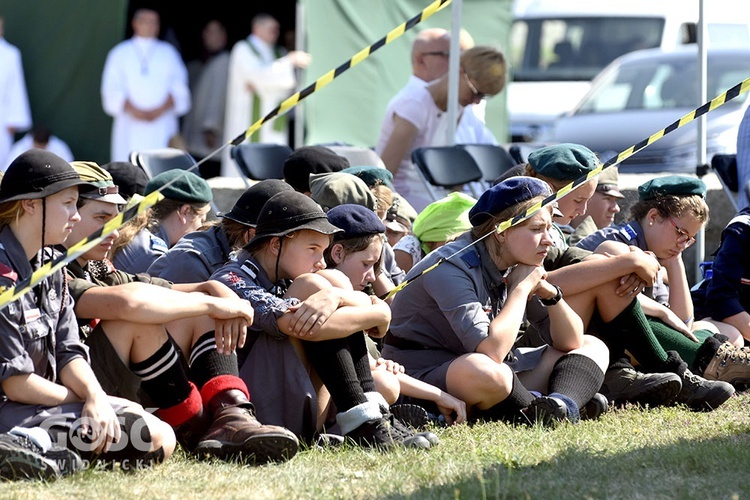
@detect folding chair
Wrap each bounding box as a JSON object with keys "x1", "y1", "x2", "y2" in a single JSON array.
[
  {"x1": 411, "y1": 146, "x2": 484, "y2": 202},
  {"x1": 458, "y1": 143, "x2": 518, "y2": 189},
  {"x1": 325, "y1": 144, "x2": 386, "y2": 169},
  {"x1": 129, "y1": 148, "x2": 198, "y2": 179},
  {"x1": 711, "y1": 153, "x2": 740, "y2": 212},
  {"x1": 129, "y1": 147, "x2": 218, "y2": 213},
  {"x1": 230, "y1": 142, "x2": 293, "y2": 186}
]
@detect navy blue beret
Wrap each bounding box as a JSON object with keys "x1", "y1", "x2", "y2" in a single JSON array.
[
  {"x1": 469, "y1": 176, "x2": 552, "y2": 226},
  {"x1": 326, "y1": 204, "x2": 385, "y2": 239}
]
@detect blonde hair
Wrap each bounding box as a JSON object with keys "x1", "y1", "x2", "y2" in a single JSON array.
[
  {"x1": 0, "y1": 201, "x2": 25, "y2": 229},
  {"x1": 109, "y1": 209, "x2": 152, "y2": 262},
  {"x1": 461, "y1": 46, "x2": 507, "y2": 96}
]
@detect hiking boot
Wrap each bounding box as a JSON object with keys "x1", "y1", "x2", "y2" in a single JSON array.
[
  {"x1": 702, "y1": 342, "x2": 750, "y2": 389},
  {"x1": 0, "y1": 433, "x2": 61, "y2": 481},
  {"x1": 171, "y1": 405, "x2": 210, "y2": 453},
  {"x1": 580, "y1": 393, "x2": 609, "y2": 421},
  {"x1": 600, "y1": 366, "x2": 682, "y2": 407},
  {"x1": 674, "y1": 368, "x2": 735, "y2": 411},
  {"x1": 525, "y1": 396, "x2": 568, "y2": 426},
  {"x1": 194, "y1": 390, "x2": 299, "y2": 464}
]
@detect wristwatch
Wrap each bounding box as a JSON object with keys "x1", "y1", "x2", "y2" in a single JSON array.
[{"x1": 540, "y1": 284, "x2": 563, "y2": 306}]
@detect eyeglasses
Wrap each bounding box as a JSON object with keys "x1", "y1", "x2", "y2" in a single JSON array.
[
  {"x1": 667, "y1": 216, "x2": 696, "y2": 248},
  {"x1": 462, "y1": 69, "x2": 487, "y2": 100},
  {"x1": 421, "y1": 51, "x2": 449, "y2": 58}
]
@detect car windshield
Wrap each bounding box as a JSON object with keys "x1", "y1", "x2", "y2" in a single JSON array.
[
  {"x1": 575, "y1": 54, "x2": 750, "y2": 114},
  {"x1": 510, "y1": 17, "x2": 665, "y2": 82}
]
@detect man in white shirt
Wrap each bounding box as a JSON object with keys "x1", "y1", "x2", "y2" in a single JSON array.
[
  {"x1": 0, "y1": 16, "x2": 32, "y2": 168},
  {"x1": 221, "y1": 13, "x2": 311, "y2": 178},
  {"x1": 100, "y1": 8, "x2": 191, "y2": 162}
]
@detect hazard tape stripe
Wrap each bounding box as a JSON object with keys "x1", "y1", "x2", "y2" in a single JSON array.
[{"x1": 0, "y1": 0, "x2": 452, "y2": 309}]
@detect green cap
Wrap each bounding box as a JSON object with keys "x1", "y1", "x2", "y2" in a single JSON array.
[
  {"x1": 144, "y1": 169, "x2": 213, "y2": 204},
  {"x1": 341, "y1": 165, "x2": 394, "y2": 189},
  {"x1": 638, "y1": 175, "x2": 706, "y2": 200},
  {"x1": 528, "y1": 143, "x2": 599, "y2": 180},
  {"x1": 309, "y1": 172, "x2": 376, "y2": 211},
  {"x1": 413, "y1": 192, "x2": 476, "y2": 252}
]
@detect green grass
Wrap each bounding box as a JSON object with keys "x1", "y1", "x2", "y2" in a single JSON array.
[{"x1": 5, "y1": 394, "x2": 750, "y2": 499}]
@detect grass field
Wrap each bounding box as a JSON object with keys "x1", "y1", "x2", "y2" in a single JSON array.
[{"x1": 4, "y1": 394, "x2": 750, "y2": 499}]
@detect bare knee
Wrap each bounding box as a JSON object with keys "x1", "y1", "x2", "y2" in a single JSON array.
[
  {"x1": 572, "y1": 334, "x2": 610, "y2": 372},
  {"x1": 372, "y1": 369, "x2": 400, "y2": 405}
]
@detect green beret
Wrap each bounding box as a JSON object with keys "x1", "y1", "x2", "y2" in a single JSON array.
[
  {"x1": 341, "y1": 165, "x2": 394, "y2": 189},
  {"x1": 528, "y1": 143, "x2": 599, "y2": 180},
  {"x1": 638, "y1": 175, "x2": 706, "y2": 200},
  {"x1": 145, "y1": 169, "x2": 213, "y2": 204}
]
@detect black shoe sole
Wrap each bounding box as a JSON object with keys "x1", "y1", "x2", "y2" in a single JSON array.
[
  {"x1": 193, "y1": 433, "x2": 299, "y2": 464},
  {"x1": 0, "y1": 448, "x2": 60, "y2": 481},
  {"x1": 390, "y1": 404, "x2": 430, "y2": 430},
  {"x1": 580, "y1": 393, "x2": 609, "y2": 421},
  {"x1": 606, "y1": 378, "x2": 682, "y2": 408},
  {"x1": 526, "y1": 397, "x2": 567, "y2": 426}
]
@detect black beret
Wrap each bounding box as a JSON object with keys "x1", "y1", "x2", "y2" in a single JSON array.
[{"x1": 283, "y1": 146, "x2": 350, "y2": 192}]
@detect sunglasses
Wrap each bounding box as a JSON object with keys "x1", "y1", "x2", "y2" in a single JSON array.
[
  {"x1": 462, "y1": 69, "x2": 487, "y2": 100},
  {"x1": 666, "y1": 216, "x2": 696, "y2": 248}
]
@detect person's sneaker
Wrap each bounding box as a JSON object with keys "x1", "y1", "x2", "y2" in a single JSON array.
[
  {"x1": 313, "y1": 433, "x2": 345, "y2": 450},
  {"x1": 674, "y1": 368, "x2": 735, "y2": 411},
  {"x1": 389, "y1": 404, "x2": 430, "y2": 430},
  {"x1": 580, "y1": 393, "x2": 609, "y2": 421},
  {"x1": 702, "y1": 342, "x2": 750, "y2": 389},
  {"x1": 600, "y1": 366, "x2": 682, "y2": 407},
  {"x1": 385, "y1": 413, "x2": 434, "y2": 449},
  {"x1": 193, "y1": 402, "x2": 299, "y2": 464},
  {"x1": 525, "y1": 396, "x2": 568, "y2": 426},
  {"x1": 0, "y1": 433, "x2": 61, "y2": 481},
  {"x1": 345, "y1": 417, "x2": 400, "y2": 450}
]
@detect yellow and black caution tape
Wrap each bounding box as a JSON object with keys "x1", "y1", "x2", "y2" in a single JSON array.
[
  {"x1": 383, "y1": 75, "x2": 750, "y2": 301},
  {"x1": 0, "y1": 0, "x2": 452, "y2": 309}
]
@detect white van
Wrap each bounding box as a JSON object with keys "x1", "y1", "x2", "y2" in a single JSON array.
[{"x1": 507, "y1": 0, "x2": 750, "y2": 143}]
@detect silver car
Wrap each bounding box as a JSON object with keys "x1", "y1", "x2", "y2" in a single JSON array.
[{"x1": 549, "y1": 46, "x2": 750, "y2": 173}]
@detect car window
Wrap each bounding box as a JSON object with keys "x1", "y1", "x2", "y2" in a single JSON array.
[
  {"x1": 576, "y1": 54, "x2": 750, "y2": 114},
  {"x1": 510, "y1": 17, "x2": 664, "y2": 82}
]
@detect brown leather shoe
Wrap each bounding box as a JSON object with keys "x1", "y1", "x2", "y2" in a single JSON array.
[
  {"x1": 171, "y1": 405, "x2": 210, "y2": 452},
  {"x1": 193, "y1": 390, "x2": 298, "y2": 464}
]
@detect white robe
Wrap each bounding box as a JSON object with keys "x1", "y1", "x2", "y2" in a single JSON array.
[
  {"x1": 221, "y1": 35, "x2": 296, "y2": 177},
  {"x1": 0, "y1": 37, "x2": 32, "y2": 168},
  {"x1": 4, "y1": 134, "x2": 74, "y2": 171},
  {"x1": 100, "y1": 36, "x2": 191, "y2": 162}
]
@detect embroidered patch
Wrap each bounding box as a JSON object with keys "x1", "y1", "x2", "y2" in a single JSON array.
[{"x1": 0, "y1": 263, "x2": 18, "y2": 282}]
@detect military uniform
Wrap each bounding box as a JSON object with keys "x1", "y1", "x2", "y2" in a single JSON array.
[
  {"x1": 112, "y1": 224, "x2": 169, "y2": 275},
  {"x1": 575, "y1": 220, "x2": 668, "y2": 304},
  {"x1": 147, "y1": 225, "x2": 232, "y2": 283},
  {"x1": 64, "y1": 255, "x2": 172, "y2": 404},
  {"x1": 382, "y1": 232, "x2": 549, "y2": 393},
  {"x1": 210, "y1": 250, "x2": 318, "y2": 441}
]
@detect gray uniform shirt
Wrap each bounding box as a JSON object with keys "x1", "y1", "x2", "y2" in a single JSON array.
[
  {"x1": 0, "y1": 226, "x2": 88, "y2": 405},
  {"x1": 575, "y1": 220, "x2": 668, "y2": 303},
  {"x1": 113, "y1": 224, "x2": 169, "y2": 275},
  {"x1": 148, "y1": 225, "x2": 232, "y2": 283}
]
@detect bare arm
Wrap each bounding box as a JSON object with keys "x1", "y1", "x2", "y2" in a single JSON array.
[
  {"x1": 1, "y1": 373, "x2": 79, "y2": 406},
  {"x1": 379, "y1": 114, "x2": 419, "y2": 177}
]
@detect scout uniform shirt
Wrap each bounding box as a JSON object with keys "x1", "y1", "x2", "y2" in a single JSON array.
[
  {"x1": 0, "y1": 226, "x2": 88, "y2": 403},
  {"x1": 147, "y1": 224, "x2": 233, "y2": 283}
]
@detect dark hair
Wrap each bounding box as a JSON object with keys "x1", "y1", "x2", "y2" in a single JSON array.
[
  {"x1": 323, "y1": 233, "x2": 384, "y2": 274},
  {"x1": 629, "y1": 194, "x2": 709, "y2": 225},
  {"x1": 221, "y1": 218, "x2": 253, "y2": 250}
]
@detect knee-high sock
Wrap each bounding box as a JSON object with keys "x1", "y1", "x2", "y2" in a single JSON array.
[
  {"x1": 477, "y1": 372, "x2": 536, "y2": 421},
  {"x1": 548, "y1": 353, "x2": 605, "y2": 410},
  {"x1": 350, "y1": 333, "x2": 377, "y2": 394},
  {"x1": 601, "y1": 299, "x2": 669, "y2": 371},
  {"x1": 648, "y1": 317, "x2": 718, "y2": 368},
  {"x1": 302, "y1": 335, "x2": 368, "y2": 412},
  {"x1": 131, "y1": 337, "x2": 191, "y2": 409},
  {"x1": 189, "y1": 331, "x2": 249, "y2": 404}
]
